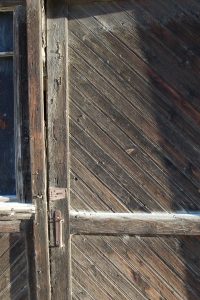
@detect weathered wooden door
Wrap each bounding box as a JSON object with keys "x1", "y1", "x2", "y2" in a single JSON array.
[
  {"x1": 0, "y1": 0, "x2": 50, "y2": 299},
  {"x1": 46, "y1": 0, "x2": 200, "y2": 299}
]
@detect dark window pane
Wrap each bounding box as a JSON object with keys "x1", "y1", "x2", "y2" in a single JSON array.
[
  {"x1": 0, "y1": 58, "x2": 15, "y2": 195},
  {"x1": 0, "y1": 12, "x2": 13, "y2": 52}
]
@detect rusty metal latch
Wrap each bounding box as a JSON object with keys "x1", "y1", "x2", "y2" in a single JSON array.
[{"x1": 50, "y1": 210, "x2": 64, "y2": 248}]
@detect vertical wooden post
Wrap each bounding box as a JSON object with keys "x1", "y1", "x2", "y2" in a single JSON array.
[
  {"x1": 46, "y1": 0, "x2": 71, "y2": 299},
  {"x1": 26, "y1": 0, "x2": 51, "y2": 298}
]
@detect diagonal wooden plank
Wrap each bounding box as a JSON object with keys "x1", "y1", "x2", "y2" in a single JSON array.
[
  {"x1": 70, "y1": 92, "x2": 200, "y2": 210},
  {"x1": 69, "y1": 44, "x2": 200, "y2": 171},
  {"x1": 69, "y1": 7, "x2": 200, "y2": 130},
  {"x1": 70, "y1": 182, "x2": 200, "y2": 299},
  {"x1": 69, "y1": 49, "x2": 200, "y2": 189},
  {"x1": 72, "y1": 259, "x2": 114, "y2": 300},
  {"x1": 71, "y1": 156, "x2": 129, "y2": 212},
  {"x1": 69, "y1": 2, "x2": 200, "y2": 300},
  {"x1": 72, "y1": 278, "x2": 95, "y2": 300},
  {"x1": 68, "y1": 16, "x2": 200, "y2": 141},
  {"x1": 72, "y1": 242, "x2": 131, "y2": 300}
]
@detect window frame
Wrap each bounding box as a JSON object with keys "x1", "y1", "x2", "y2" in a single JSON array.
[{"x1": 0, "y1": 2, "x2": 31, "y2": 203}]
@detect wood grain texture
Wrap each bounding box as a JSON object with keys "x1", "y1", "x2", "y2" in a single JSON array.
[
  {"x1": 26, "y1": 0, "x2": 50, "y2": 298},
  {"x1": 46, "y1": 0, "x2": 71, "y2": 298},
  {"x1": 69, "y1": 0, "x2": 200, "y2": 213},
  {"x1": 69, "y1": 1, "x2": 200, "y2": 299},
  {"x1": 0, "y1": 221, "x2": 21, "y2": 232},
  {"x1": 70, "y1": 211, "x2": 200, "y2": 235},
  {"x1": 0, "y1": 233, "x2": 29, "y2": 299},
  {"x1": 0, "y1": 203, "x2": 35, "y2": 221}
]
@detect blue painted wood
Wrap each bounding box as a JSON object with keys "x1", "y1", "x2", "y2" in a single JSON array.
[
  {"x1": 0, "y1": 12, "x2": 13, "y2": 52},
  {"x1": 0, "y1": 58, "x2": 15, "y2": 195}
]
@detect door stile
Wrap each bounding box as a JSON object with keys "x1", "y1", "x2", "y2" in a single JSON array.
[
  {"x1": 26, "y1": 0, "x2": 51, "y2": 298},
  {"x1": 46, "y1": 0, "x2": 71, "y2": 299}
]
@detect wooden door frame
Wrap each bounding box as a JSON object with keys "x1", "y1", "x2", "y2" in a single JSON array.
[
  {"x1": 26, "y1": 0, "x2": 51, "y2": 298},
  {"x1": 45, "y1": 1, "x2": 200, "y2": 300},
  {"x1": 46, "y1": 0, "x2": 71, "y2": 299},
  {"x1": 0, "y1": 0, "x2": 50, "y2": 298}
]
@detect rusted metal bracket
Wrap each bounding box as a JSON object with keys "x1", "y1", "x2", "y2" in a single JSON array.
[
  {"x1": 50, "y1": 210, "x2": 64, "y2": 247},
  {"x1": 49, "y1": 187, "x2": 67, "y2": 201}
]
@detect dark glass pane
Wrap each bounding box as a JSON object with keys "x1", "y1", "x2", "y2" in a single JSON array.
[
  {"x1": 0, "y1": 58, "x2": 15, "y2": 195},
  {"x1": 0, "y1": 12, "x2": 13, "y2": 52}
]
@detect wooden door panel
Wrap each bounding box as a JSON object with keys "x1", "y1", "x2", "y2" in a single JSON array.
[
  {"x1": 68, "y1": 1, "x2": 200, "y2": 299},
  {"x1": 69, "y1": 0, "x2": 200, "y2": 214},
  {"x1": 72, "y1": 235, "x2": 200, "y2": 300}
]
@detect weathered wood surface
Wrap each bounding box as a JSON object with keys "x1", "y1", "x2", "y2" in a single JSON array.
[
  {"x1": 0, "y1": 233, "x2": 30, "y2": 299},
  {"x1": 0, "y1": 221, "x2": 21, "y2": 232},
  {"x1": 26, "y1": 0, "x2": 50, "y2": 298},
  {"x1": 0, "y1": 203, "x2": 35, "y2": 221},
  {"x1": 72, "y1": 234, "x2": 200, "y2": 300},
  {"x1": 69, "y1": 1, "x2": 200, "y2": 213},
  {"x1": 70, "y1": 211, "x2": 200, "y2": 235},
  {"x1": 69, "y1": 0, "x2": 200, "y2": 299},
  {"x1": 46, "y1": 0, "x2": 71, "y2": 298}
]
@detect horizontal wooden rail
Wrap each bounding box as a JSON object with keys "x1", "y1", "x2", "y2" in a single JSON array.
[
  {"x1": 70, "y1": 211, "x2": 200, "y2": 236},
  {"x1": 0, "y1": 203, "x2": 35, "y2": 233},
  {"x1": 0, "y1": 203, "x2": 35, "y2": 221}
]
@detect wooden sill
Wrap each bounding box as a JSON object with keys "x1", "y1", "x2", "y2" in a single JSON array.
[
  {"x1": 0, "y1": 195, "x2": 18, "y2": 202},
  {"x1": 0, "y1": 202, "x2": 35, "y2": 233},
  {"x1": 0, "y1": 51, "x2": 13, "y2": 57}
]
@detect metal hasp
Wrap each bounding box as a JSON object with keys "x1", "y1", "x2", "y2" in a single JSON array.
[
  {"x1": 54, "y1": 210, "x2": 64, "y2": 247},
  {"x1": 49, "y1": 187, "x2": 67, "y2": 201}
]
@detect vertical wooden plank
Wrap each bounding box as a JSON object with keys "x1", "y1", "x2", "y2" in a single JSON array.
[
  {"x1": 26, "y1": 0, "x2": 51, "y2": 299},
  {"x1": 24, "y1": 220, "x2": 37, "y2": 300},
  {"x1": 46, "y1": 0, "x2": 71, "y2": 298}
]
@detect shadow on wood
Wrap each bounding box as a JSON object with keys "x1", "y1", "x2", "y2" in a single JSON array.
[{"x1": 69, "y1": 0, "x2": 200, "y2": 299}]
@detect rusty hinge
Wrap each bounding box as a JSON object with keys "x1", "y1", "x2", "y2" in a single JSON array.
[
  {"x1": 49, "y1": 187, "x2": 67, "y2": 201},
  {"x1": 50, "y1": 210, "x2": 64, "y2": 248}
]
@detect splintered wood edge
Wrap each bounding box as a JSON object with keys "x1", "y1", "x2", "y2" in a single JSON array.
[{"x1": 70, "y1": 211, "x2": 200, "y2": 236}]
